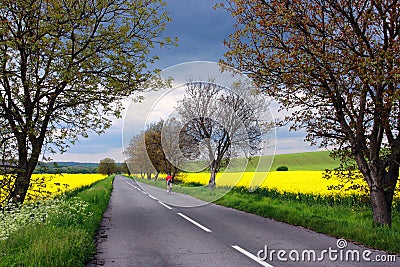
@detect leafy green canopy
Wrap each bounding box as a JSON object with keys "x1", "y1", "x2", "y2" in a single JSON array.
[
  {"x1": 219, "y1": 0, "x2": 399, "y2": 226},
  {"x1": 0, "y1": 0, "x2": 175, "y2": 155},
  {"x1": 0, "y1": 0, "x2": 176, "y2": 203}
]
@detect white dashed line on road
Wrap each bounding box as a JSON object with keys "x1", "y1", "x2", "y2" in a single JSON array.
[
  {"x1": 231, "y1": 245, "x2": 274, "y2": 267},
  {"x1": 177, "y1": 213, "x2": 212, "y2": 233},
  {"x1": 148, "y1": 194, "x2": 157, "y2": 200},
  {"x1": 124, "y1": 181, "x2": 134, "y2": 187},
  {"x1": 158, "y1": 201, "x2": 172, "y2": 210},
  {"x1": 125, "y1": 181, "x2": 148, "y2": 195}
]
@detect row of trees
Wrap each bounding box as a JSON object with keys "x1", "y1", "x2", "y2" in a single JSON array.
[
  {"x1": 125, "y1": 79, "x2": 271, "y2": 189},
  {"x1": 125, "y1": 119, "x2": 181, "y2": 180},
  {"x1": 34, "y1": 162, "x2": 99, "y2": 174}
]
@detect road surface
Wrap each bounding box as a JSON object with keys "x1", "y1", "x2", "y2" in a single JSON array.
[{"x1": 87, "y1": 175, "x2": 398, "y2": 267}]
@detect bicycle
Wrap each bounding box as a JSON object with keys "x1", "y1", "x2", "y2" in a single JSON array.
[{"x1": 167, "y1": 180, "x2": 172, "y2": 194}]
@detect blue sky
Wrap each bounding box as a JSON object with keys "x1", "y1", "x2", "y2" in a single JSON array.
[{"x1": 50, "y1": 0, "x2": 318, "y2": 163}]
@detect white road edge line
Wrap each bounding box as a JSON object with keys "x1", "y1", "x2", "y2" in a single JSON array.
[
  {"x1": 125, "y1": 182, "x2": 134, "y2": 187},
  {"x1": 126, "y1": 181, "x2": 158, "y2": 200},
  {"x1": 231, "y1": 245, "x2": 273, "y2": 267},
  {"x1": 177, "y1": 213, "x2": 212, "y2": 233},
  {"x1": 158, "y1": 201, "x2": 172, "y2": 210},
  {"x1": 125, "y1": 182, "x2": 148, "y2": 196},
  {"x1": 148, "y1": 194, "x2": 157, "y2": 200}
]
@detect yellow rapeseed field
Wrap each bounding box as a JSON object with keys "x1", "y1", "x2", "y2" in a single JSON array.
[
  {"x1": 26, "y1": 173, "x2": 107, "y2": 200},
  {"x1": 181, "y1": 171, "x2": 400, "y2": 198}
]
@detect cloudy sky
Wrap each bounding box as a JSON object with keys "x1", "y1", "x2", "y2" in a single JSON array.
[{"x1": 50, "y1": 0, "x2": 319, "y2": 163}]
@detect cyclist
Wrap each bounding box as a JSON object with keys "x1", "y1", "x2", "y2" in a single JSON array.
[{"x1": 166, "y1": 174, "x2": 173, "y2": 194}]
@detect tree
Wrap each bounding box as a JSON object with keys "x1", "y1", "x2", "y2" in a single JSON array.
[
  {"x1": 145, "y1": 120, "x2": 165, "y2": 180},
  {"x1": 125, "y1": 132, "x2": 156, "y2": 179},
  {"x1": 176, "y1": 80, "x2": 269, "y2": 189},
  {"x1": 124, "y1": 119, "x2": 183, "y2": 180},
  {"x1": 120, "y1": 162, "x2": 131, "y2": 176},
  {"x1": 98, "y1": 158, "x2": 117, "y2": 176},
  {"x1": 145, "y1": 119, "x2": 186, "y2": 179},
  {"x1": 161, "y1": 117, "x2": 187, "y2": 178},
  {"x1": 0, "y1": 0, "x2": 175, "y2": 203},
  {"x1": 220, "y1": 0, "x2": 399, "y2": 226}
]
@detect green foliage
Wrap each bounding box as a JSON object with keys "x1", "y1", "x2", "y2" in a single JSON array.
[
  {"x1": 33, "y1": 162, "x2": 132, "y2": 174},
  {"x1": 0, "y1": 226, "x2": 93, "y2": 267},
  {"x1": 118, "y1": 162, "x2": 130, "y2": 175},
  {"x1": 98, "y1": 158, "x2": 117, "y2": 176},
  {"x1": 219, "y1": 0, "x2": 400, "y2": 227},
  {"x1": 276, "y1": 165, "x2": 288, "y2": 171},
  {"x1": 0, "y1": 0, "x2": 176, "y2": 204},
  {"x1": 34, "y1": 162, "x2": 98, "y2": 174},
  {"x1": 0, "y1": 176, "x2": 114, "y2": 266},
  {"x1": 0, "y1": 197, "x2": 89, "y2": 240}
]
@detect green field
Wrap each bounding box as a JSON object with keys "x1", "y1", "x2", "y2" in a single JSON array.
[
  {"x1": 268, "y1": 151, "x2": 340, "y2": 171},
  {"x1": 212, "y1": 150, "x2": 341, "y2": 173}
]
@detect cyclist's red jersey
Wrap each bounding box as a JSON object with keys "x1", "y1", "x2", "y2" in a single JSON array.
[{"x1": 166, "y1": 175, "x2": 172, "y2": 182}]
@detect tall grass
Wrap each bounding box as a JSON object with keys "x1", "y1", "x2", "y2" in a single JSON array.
[{"x1": 0, "y1": 176, "x2": 114, "y2": 267}]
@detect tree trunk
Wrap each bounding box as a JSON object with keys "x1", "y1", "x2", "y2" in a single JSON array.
[
  {"x1": 9, "y1": 170, "x2": 31, "y2": 203},
  {"x1": 370, "y1": 188, "x2": 393, "y2": 227},
  {"x1": 208, "y1": 166, "x2": 217, "y2": 190},
  {"x1": 146, "y1": 172, "x2": 152, "y2": 180},
  {"x1": 9, "y1": 136, "x2": 42, "y2": 203},
  {"x1": 367, "y1": 167, "x2": 397, "y2": 227},
  {"x1": 353, "y1": 150, "x2": 398, "y2": 227}
]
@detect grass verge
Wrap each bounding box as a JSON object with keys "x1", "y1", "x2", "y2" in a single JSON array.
[
  {"x1": 0, "y1": 176, "x2": 114, "y2": 267},
  {"x1": 131, "y1": 176, "x2": 400, "y2": 254}
]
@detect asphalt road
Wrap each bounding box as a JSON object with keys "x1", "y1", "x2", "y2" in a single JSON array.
[{"x1": 87, "y1": 175, "x2": 398, "y2": 267}]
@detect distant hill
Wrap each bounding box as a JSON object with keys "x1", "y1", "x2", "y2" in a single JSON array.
[
  {"x1": 49, "y1": 162, "x2": 98, "y2": 168},
  {"x1": 186, "y1": 151, "x2": 341, "y2": 173},
  {"x1": 269, "y1": 151, "x2": 340, "y2": 171},
  {"x1": 238, "y1": 150, "x2": 340, "y2": 172}
]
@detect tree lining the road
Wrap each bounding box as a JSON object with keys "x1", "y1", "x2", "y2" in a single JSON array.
[
  {"x1": 219, "y1": 0, "x2": 399, "y2": 226},
  {"x1": 125, "y1": 118, "x2": 185, "y2": 180},
  {"x1": 0, "y1": 0, "x2": 175, "y2": 204},
  {"x1": 176, "y1": 80, "x2": 270, "y2": 189},
  {"x1": 126, "y1": 79, "x2": 272, "y2": 189},
  {"x1": 125, "y1": 132, "x2": 156, "y2": 180}
]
